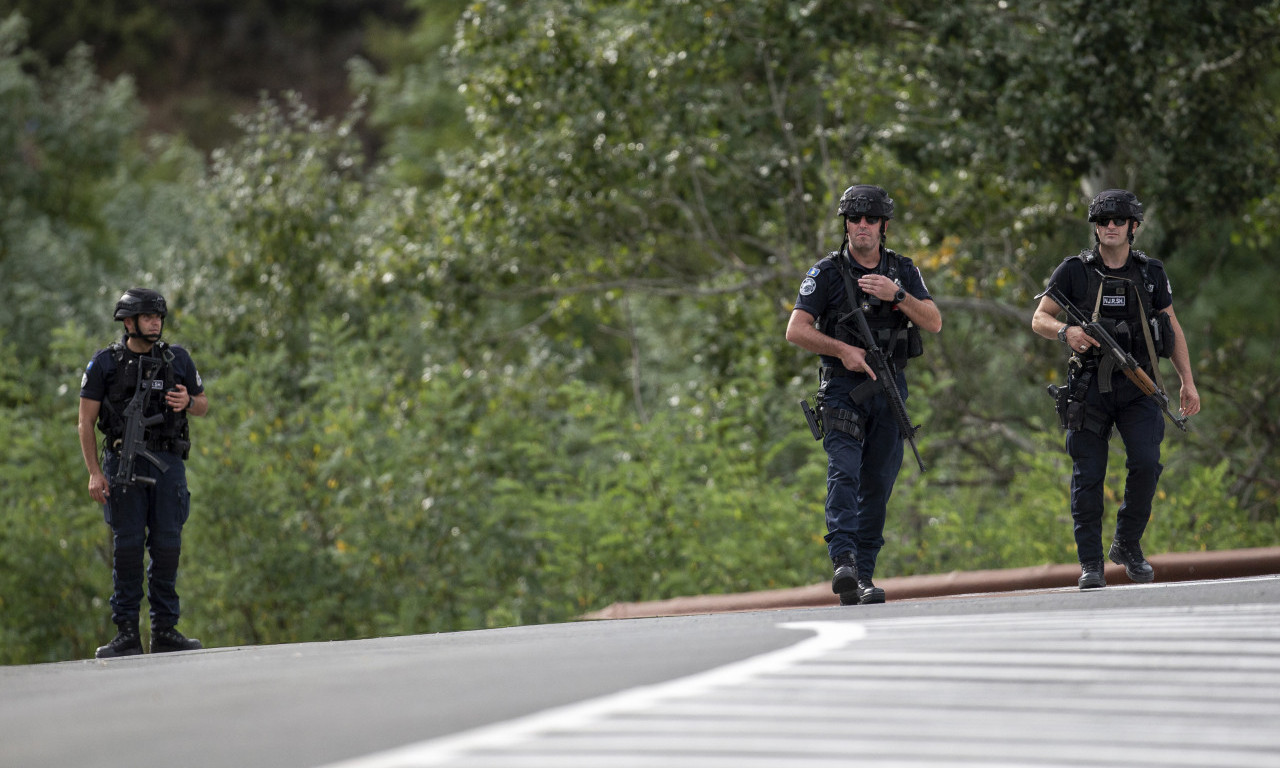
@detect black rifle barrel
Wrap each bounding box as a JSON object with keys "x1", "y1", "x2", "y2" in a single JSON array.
[{"x1": 850, "y1": 305, "x2": 927, "y2": 472}]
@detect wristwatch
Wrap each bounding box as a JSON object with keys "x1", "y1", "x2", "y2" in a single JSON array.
[
  {"x1": 1057, "y1": 324, "x2": 1073, "y2": 344},
  {"x1": 893, "y1": 288, "x2": 906, "y2": 304}
]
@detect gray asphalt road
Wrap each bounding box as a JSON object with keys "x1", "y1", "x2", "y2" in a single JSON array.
[{"x1": 3, "y1": 576, "x2": 1279, "y2": 768}]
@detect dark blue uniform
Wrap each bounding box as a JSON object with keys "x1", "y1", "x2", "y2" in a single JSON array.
[
  {"x1": 794, "y1": 247, "x2": 931, "y2": 579},
  {"x1": 1045, "y1": 250, "x2": 1172, "y2": 564},
  {"x1": 81, "y1": 339, "x2": 203, "y2": 629}
]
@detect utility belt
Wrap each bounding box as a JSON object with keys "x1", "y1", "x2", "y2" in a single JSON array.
[
  {"x1": 830, "y1": 327, "x2": 921, "y2": 366},
  {"x1": 107, "y1": 436, "x2": 191, "y2": 460},
  {"x1": 819, "y1": 366, "x2": 860, "y2": 380},
  {"x1": 1075, "y1": 348, "x2": 1157, "y2": 395},
  {"x1": 147, "y1": 437, "x2": 190, "y2": 458}
]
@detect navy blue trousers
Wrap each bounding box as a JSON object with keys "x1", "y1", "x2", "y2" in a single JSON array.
[
  {"x1": 101, "y1": 451, "x2": 190, "y2": 628},
  {"x1": 1065, "y1": 373, "x2": 1164, "y2": 563},
  {"x1": 822, "y1": 371, "x2": 906, "y2": 578}
]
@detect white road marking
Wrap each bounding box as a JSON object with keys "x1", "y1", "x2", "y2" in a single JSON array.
[
  {"x1": 320, "y1": 604, "x2": 1280, "y2": 768},
  {"x1": 319, "y1": 622, "x2": 864, "y2": 768}
]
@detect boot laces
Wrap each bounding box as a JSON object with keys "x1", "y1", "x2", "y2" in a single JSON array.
[
  {"x1": 1117, "y1": 540, "x2": 1146, "y2": 563},
  {"x1": 107, "y1": 626, "x2": 140, "y2": 650},
  {"x1": 155, "y1": 627, "x2": 186, "y2": 643}
]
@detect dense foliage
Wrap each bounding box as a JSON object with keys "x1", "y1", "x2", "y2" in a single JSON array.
[{"x1": 3, "y1": 1, "x2": 1279, "y2": 664}]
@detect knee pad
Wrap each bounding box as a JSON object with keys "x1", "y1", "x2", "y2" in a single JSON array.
[
  {"x1": 113, "y1": 546, "x2": 146, "y2": 587},
  {"x1": 149, "y1": 546, "x2": 181, "y2": 580}
]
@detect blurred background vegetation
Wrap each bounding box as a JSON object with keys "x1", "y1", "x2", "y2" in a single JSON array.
[{"x1": 2, "y1": 0, "x2": 1278, "y2": 664}]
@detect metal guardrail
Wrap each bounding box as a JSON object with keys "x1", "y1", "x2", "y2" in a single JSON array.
[{"x1": 584, "y1": 546, "x2": 1280, "y2": 620}]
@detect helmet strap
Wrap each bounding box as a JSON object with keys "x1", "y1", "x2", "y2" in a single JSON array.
[{"x1": 123, "y1": 317, "x2": 163, "y2": 345}]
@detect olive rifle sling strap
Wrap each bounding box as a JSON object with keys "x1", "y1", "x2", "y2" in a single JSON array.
[{"x1": 1133, "y1": 288, "x2": 1167, "y2": 394}]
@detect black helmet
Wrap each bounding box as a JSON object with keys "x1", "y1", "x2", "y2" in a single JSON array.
[
  {"x1": 113, "y1": 288, "x2": 168, "y2": 321},
  {"x1": 837, "y1": 184, "x2": 894, "y2": 220},
  {"x1": 1087, "y1": 189, "x2": 1143, "y2": 223}
]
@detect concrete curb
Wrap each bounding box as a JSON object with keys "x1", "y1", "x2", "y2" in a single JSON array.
[{"x1": 583, "y1": 546, "x2": 1280, "y2": 620}]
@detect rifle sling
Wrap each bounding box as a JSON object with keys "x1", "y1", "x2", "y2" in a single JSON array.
[
  {"x1": 1134, "y1": 291, "x2": 1166, "y2": 394},
  {"x1": 833, "y1": 252, "x2": 884, "y2": 352}
]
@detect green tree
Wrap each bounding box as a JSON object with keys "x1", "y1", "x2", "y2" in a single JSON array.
[
  {"x1": 187, "y1": 93, "x2": 372, "y2": 386},
  {"x1": 0, "y1": 12, "x2": 143, "y2": 350},
  {"x1": 425, "y1": 0, "x2": 1280, "y2": 551},
  {"x1": 351, "y1": 0, "x2": 473, "y2": 187}
]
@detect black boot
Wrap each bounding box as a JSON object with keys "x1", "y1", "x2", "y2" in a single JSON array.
[
  {"x1": 95, "y1": 619, "x2": 143, "y2": 659},
  {"x1": 831, "y1": 553, "x2": 857, "y2": 595},
  {"x1": 1109, "y1": 538, "x2": 1155, "y2": 583},
  {"x1": 1078, "y1": 560, "x2": 1106, "y2": 589},
  {"x1": 151, "y1": 626, "x2": 203, "y2": 653},
  {"x1": 855, "y1": 573, "x2": 885, "y2": 605}
]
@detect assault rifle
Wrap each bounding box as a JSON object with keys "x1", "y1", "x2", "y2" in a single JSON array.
[
  {"x1": 843, "y1": 304, "x2": 927, "y2": 473},
  {"x1": 111, "y1": 355, "x2": 169, "y2": 487},
  {"x1": 1040, "y1": 284, "x2": 1189, "y2": 432}
]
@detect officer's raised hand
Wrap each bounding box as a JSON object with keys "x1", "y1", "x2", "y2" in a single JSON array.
[
  {"x1": 857, "y1": 274, "x2": 899, "y2": 303},
  {"x1": 165, "y1": 384, "x2": 190, "y2": 413}
]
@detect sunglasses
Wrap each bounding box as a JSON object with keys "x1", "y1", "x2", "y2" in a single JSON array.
[
  {"x1": 846, "y1": 215, "x2": 883, "y2": 225},
  {"x1": 1096, "y1": 217, "x2": 1131, "y2": 227}
]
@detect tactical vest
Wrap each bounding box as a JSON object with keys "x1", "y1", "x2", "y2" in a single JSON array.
[
  {"x1": 98, "y1": 341, "x2": 191, "y2": 454},
  {"x1": 1073, "y1": 248, "x2": 1171, "y2": 360},
  {"x1": 819, "y1": 248, "x2": 922, "y2": 363}
]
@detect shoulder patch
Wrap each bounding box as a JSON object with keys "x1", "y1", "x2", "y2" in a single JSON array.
[
  {"x1": 806, "y1": 267, "x2": 820, "y2": 277},
  {"x1": 799, "y1": 277, "x2": 817, "y2": 296}
]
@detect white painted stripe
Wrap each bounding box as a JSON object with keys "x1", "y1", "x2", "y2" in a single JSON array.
[
  {"x1": 319, "y1": 605, "x2": 1280, "y2": 768},
  {"x1": 318, "y1": 621, "x2": 865, "y2": 768}
]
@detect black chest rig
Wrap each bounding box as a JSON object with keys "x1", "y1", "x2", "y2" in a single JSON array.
[
  {"x1": 1074, "y1": 248, "x2": 1171, "y2": 362},
  {"x1": 819, "y1": 248, "x2": 922, "y2": 364},
  {"x1": 98, "y1": 341, "x2": 190, "y2": 456}
]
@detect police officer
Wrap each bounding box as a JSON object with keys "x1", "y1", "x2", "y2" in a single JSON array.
[
  {"x1": 786, "y1": 184, "x2": 942, "y2": 605},
  {"x1": 1032, "y1": 190, "x2": 1201, "y2": 589},
  {"x1": 77, "y1": 288, "x2": 209, "y2": 657}
]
